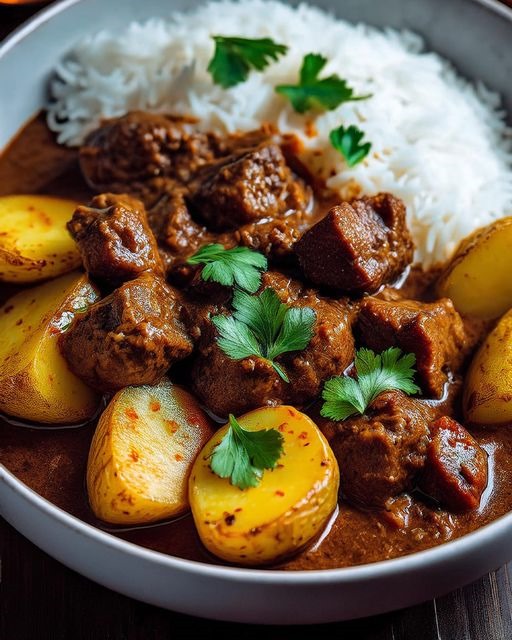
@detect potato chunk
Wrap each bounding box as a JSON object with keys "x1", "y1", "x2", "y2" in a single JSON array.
[
  {"x1": 0, "y1": 271, "x2": 100, "y2": 424},
  {"x1": 464, "y1": 308, "x2": 512, "y2": 425},
  {"x1": 437, "y1": 217, "x2": 512, "y2": 319},
  {"x1": 87, "y1": 381, "x2": 214, "y2": 525},
  {"x1": 0, "y1": 195, "x2": 81, "y2": 283},
  {"x1": 189, "y1": 406, "x2": 339, "y2": 566}
]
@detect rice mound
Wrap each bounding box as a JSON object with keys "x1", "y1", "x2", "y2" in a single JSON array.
[{"x1": 47, "y1": 0, "x2": 512, "y2": 266}]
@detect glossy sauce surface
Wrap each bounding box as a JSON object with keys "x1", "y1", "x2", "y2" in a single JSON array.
[{"x1": 1, "y1": 114, "x2": 512, "y2": 570}]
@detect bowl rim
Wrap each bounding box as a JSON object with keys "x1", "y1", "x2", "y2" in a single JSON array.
[
  {"x1": 2, "y1": 461, "x2": 512, "y2": 582},
  {"x1": 1, "y1": 0, "x2": 512, "y2": 584}
]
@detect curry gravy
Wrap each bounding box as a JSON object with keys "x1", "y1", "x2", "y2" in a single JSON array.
[{"x1": 1, "y1": 114, "x2": 512, "y2": 570}]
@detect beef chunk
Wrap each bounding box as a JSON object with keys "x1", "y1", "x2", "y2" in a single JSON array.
[
  {"x1": 68, "y1": 193, "x2": 163, "y2": 287},
  {"x1": 283, "y1": 296, "x2": 355, "y2": 405},
  {"x1": 356, "y1": 297, "x2": 467, "y2": 398},
  {"x1": 419, "y1": 417, "x2": 488, "y2": 512},
  {"x1": 231, "y1": 216, "x2": 301, "y2": 265},
  {"x1": 189, "y1": 273, "x2": 354, "y2": 417},
  {"x1": 328, "y1": 391, "x2": 433, "y2": 508},
  {"x1": 190, "y1": 141, "x2": 311, "y2": 231},
  {"x1": 80, "y1": 111, "x2": 221, "y2": 191},
  {"x1": 295, "y1": 193, "x2": 414, "y2": 294},
  {"x1": 59, "y1": 274, "x2": 192, "y2": 392}
]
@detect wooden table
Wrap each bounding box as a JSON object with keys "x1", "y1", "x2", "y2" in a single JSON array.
[{"x1": 1, "y1": 2, "x2": 512, "y2": 638}]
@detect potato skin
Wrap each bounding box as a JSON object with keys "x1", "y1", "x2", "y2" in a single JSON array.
[
  {"x1": 437, "y1": 217, "x2": 512, "y2": 319},
  {"x1": 0, "y1": 271, "x2": 100, "y2": 424},
  {"x1": 189, "y1": 405, "x2": 339, "y2": 566},
  {"x1": 87, "y1": 381, "x2": 214, "y2": 525},
  {"x1": 464, "y1": 308, "x2": 512, "y2": 425},
  {"x1": 0, "y1": 195, "x2": 82, "y2": 283}
]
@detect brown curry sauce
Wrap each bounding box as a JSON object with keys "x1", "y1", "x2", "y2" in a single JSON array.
[{"x1": 1, "y1": 113, "x2": 511, "y2": 570}]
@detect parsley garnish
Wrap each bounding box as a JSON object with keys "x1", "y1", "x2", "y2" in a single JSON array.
[
  {"x1": 210, "y1": 414, "x2": 284, "y2": 489},
  {"x1": 329, "y1": 124, "x2": 372, "y2": 167},
  {"x1": 187, "y1": 244, "x2": 267, "y2": 293},
  {"x1": 275, "y1": 53, "x2": 371, "y2": 114},
  {"x1": 208, "y1": 36, "x2": 288, "y2": 88},
  {"x1": 212, "y1": 288, "x2": 316, "y2": 382},
  {"x1": 321, "y1": 347, "x2": 420, "y2": 421}
]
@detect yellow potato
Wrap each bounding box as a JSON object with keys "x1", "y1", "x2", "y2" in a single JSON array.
[
  {"x1": 87, "y1": 381, "x2": 214, "y2": 525},
  {"x1": 437, "y1": 217, "x2": 512, "y2": 319},
  {"x1": 463, "y1": 308, "x2": 512, "y2": 425},
  {"x1": 0, "y1": 271, "x2": 100, "y2": 424},
  {"x1": 189, "y1": 406, "x2": 339, "y2": 566},
  {"x1": 0, "y1": 194, "x2": 81, "y2": 283}
]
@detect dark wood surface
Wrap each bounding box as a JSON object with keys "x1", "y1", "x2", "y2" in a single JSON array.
[{"x1": 1, "y1": 2, "x2": 512, "y2": 638}]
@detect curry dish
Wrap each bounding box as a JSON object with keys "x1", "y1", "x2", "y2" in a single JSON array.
[{"x1": 0, "y1": 112, "x2": 511, "y2": 570}]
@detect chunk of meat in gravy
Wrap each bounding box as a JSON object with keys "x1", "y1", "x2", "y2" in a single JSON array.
[
  {"x1": 67, "y1": 193, "x2": 164, "y2": 287},
  {"x1": 356, "y1": 296, "x2": 467, "y2": 398},
  {"x1": 79, "y1": 111, "x2": 221, "y2": 191},
  {"x1": 327, "y1": 391, "x2": 434, "y2": 508},
  {"x1": 419, "y1": 416, "x2": 488, "y2": 512},
  {"x1": 190, "y1": 141, "x2": 311, "y2": 231},
  {"x1": 189, "y1": 272, "x2": 354, "y2": 417},
  {"x1": 59, "y1": 273, "x2": 192, "y2": 392},
  {"x1": 295, "y1": 193, "x2": 414, "y2": 294}
]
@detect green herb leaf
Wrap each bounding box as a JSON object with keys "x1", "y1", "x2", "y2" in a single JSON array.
[
  {"x1": 212, "y1": 287, "x2": 316, "y2": 382},
  {"x1": 187, "y1": 244, "x2": 267, "y2": 293},
  {"x1": 210, "y1": 414, "x2": 284, "y2": 489},
  {"x1": 329, "y1": 124, "x2": 372, "y2": 167},
  {"x1": 276, "y1": 53, "x2": 371, "y2": 114},
  {"x1": 208, "y1": 36, "x2": 288, "y2": 88},
  {"x1": 321, "y1": 347, "x2": 421, "y2": 421}
]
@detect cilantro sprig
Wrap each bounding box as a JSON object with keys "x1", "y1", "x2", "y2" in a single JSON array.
[
  {"x1": 210, "y1": 414, "x2": 284, "y2": 489},
  {"x1": 276, "y1": 53, "x2": 371, "y2": 114},
  {"x1": 187, "y1": 244, "x2": 267, "y2": 293},
  {"x1": 212, "y1": 288, "x2": 316, "y2": 382},
  {"x1": 321, "y1": 347, "x2": 420, "y2": 421},
  {"x1": 329, "y1": 124, "x2": 372, "y2": 167},
  {"x1": 208, "y1": 36, "x2": 288, "y2": 88}
]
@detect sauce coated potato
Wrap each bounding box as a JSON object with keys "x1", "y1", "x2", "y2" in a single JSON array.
[
  {"x1": 437, "y1": 217, "x2": 512, "y2": 319},
  {"x1": 0, "y1": 195, "x2": 82, "y2": 283},
  {"x1": 0, "y1": 271, "x2": 100, "y2": 424},
  {"x1": 189, "y1": 406, "x2": 339, "y2": 566},
  {"x1": 87, "y1": 381, "x2": 214, "y2": 525},
  {"x1": 464, "y1": 308, "x2": 512, "y2": 425}
]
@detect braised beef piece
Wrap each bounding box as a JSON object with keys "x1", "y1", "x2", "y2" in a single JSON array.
[
  {"x1": 327, "y1": 391, "x2": 434, "y2": 508},
  {"x1": 67, "y1": 193, "x2": 163, "y2": 287},
  {"x1": 356, "y1": 297, "x2": 467, "y2": 398},
  {"x1": 59, "y1": 273, "x2": 192, "y2": 392},
  {"x1": 80, "y1": 111, "x2": 221, "y2": 191},
  {"x1": 419, "y1": 417, "x2": 488, "y2": 512},
  {"x1": 189, "y1": 141, "x2": 311, "y2": 231},
  {"x1": 227, "y1": 215, "x2": 301, "y2": 265},
  {"x1": 189, "y1": 272, "x2": 354, "y2": 417},
  {"x1": 295, "y1": 193, "x2": 414, "y2": 294}
]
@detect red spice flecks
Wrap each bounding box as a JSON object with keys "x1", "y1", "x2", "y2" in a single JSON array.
[
  {"x1": 174, "y1": 453, "x2": 184, "y2": 462},
  {"x1": 125, "y1": 408, "x2": 139, "y2": 420},
  {"x1": 129, "y1": 449, "x2": 139, "y2": 462},
  {"x1": 277, "y1": 423, "x2": 288, "y2": 432},
  {"x1": 165, "y1": 419, "x2": 180, "y2": 434},
  {"x1": 298, "y1": 431, "x2": 308, "y2": 440},
  {"x1": 150, "y1": 400, "x2": 161, "y2": 412},
  {"x1": 275, "y1": 490, "x2": 285, "y2": 497}
]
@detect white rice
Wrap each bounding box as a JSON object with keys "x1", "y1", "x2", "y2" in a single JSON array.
[{"x1": 47, "y1": 0, "x2": 512, "y2": 266}]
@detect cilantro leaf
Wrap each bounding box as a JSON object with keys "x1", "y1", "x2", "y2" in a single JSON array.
[
  {"x1": 210, "y1": 414, "x2": 284, "y2": 489},
  {"x1": 208, "y1": 36, "x2": 288, "y2": 88},
  {"x1": 187, "y1": 244, "x2": 267, "y2": 293},
  {"x1": 276, "y1": 53, "x2": 371, "y2": 114},
  {"x1": 329, "y1": 124, "x2": 372, "y2": 167},
  {"x1": 212, "y1": 287, "x2": 316, "y2": 382},
  {"x1": 321, "y1": 347, "x2": 421, "y2": 421}
]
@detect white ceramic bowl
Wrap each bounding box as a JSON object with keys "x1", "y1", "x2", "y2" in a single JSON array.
[{"x1": 1, "y1": 0, "x2": 512, "y2": 625}]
